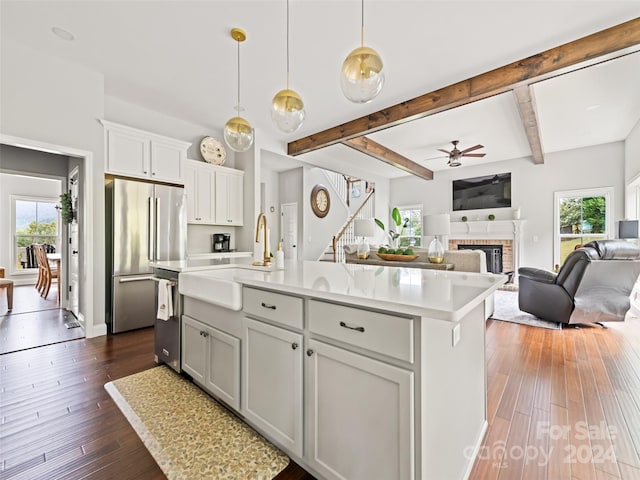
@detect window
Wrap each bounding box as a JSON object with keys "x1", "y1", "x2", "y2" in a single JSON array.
[
  {"x1": 554, "y1": 188, "x2": 613, "y2": 266},
  {"x1": 397, "y1": 205, "x2": 422, "y2": 247},
  {"x1": 12, "y1": 196, "x2": 59, "y2": 273}
]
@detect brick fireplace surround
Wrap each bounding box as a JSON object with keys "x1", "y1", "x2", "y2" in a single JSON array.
[
  {"x1": 447, "y1": 219, "x2": 525, "y2": 279},
  {"x1": 448, "y1": 239, "x2": 514, "y2": 273}
]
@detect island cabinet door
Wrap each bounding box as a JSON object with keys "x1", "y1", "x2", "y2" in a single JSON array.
[
  {"x1": 306, "y1": 339, "x2": 414, "y2": 480},
  {"x1": 181, "y1": 315, "x2": 207, "y2": 384},
  {"x1": 205, "y1": 326, "x2": 240, "y2": 411},
  {"x1": 242, "y1": 317, "x2": 303, "y2": 458}
]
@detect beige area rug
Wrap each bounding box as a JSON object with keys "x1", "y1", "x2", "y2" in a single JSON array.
[
  {"x1": 491, "y1": 290, "x2": 562, "y2": 330},
  {"x1": 105, "y1": 366, "x2": 290, "y2": 480}
]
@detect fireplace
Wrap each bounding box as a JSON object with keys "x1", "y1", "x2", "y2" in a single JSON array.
[{"x1": 458, "y1": 244, "x2": 503, "y2": 273}]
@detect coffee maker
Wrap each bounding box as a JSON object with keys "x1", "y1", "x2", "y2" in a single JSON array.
[{"x1": 212, "y1": 233, "x2": 231, "y2": 252}]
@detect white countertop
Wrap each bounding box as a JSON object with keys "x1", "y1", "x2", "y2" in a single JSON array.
[
  {"x1": 187, "y1": 252, "x2": 252, "y2": 259},
  {"x1": 152, "y1": 256, "x2": 256, "y2": 272},
  {"x1": 178, "y1": 260, "x2": 507, "y2": 322}
]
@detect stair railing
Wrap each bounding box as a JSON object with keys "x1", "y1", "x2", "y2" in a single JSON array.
[{"x1": 331, "y1": 189, "x2": 376, "y2": 263}]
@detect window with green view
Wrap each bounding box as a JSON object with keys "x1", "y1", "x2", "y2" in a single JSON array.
[
  {"x1": 398, "y1": 206, "x2": 422, "y2": 247},
  {"x1": 13, "y1": 197, "x2": 59, "y2": 270},
  {"x1": 556, "y1": 188, "x2": 611, "y2": 265}
]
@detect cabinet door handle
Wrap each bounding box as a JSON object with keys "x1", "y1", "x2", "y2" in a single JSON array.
[
  {"x1": 339, "y1": 321, "x2": 365, "y2": 333},
  {"x1": 200, "y1": 330, "x2": 208, "y2": 337},
  {"x1": 291, "y1": 342, "x2": 298, "y2": 350},
  {"x1": 261, "y1": 302, "x2": 276, "y2": 310},
  {"x1": 306, "y1": 349, "x2": 314, "y2": 357}
]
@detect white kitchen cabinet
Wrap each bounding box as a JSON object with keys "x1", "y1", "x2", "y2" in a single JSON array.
[
  {"x1": 184, "y1": 160, "x2": 243, "y2": 225},
  {"x1": 182, "y1": 314, "x2": 241, "y2": 411},
  {"x1": 184, "y1": 160, "x2": 215, "y2": 223},
  {"x1": 306, "y1": 339, "x2": 414, "y2": 480},
  {"x1": 102, "y1": 120, "x2": 189, "y2": 184},
  {"x1": 181, "y1": 315, "x2": 207, "y2": 384},
  {"x1": 242, "y1": 317, "x2": 303, "y2": 458},
  {"x1": 215, "y1": 169, "x2": 244, "y2": 226}
]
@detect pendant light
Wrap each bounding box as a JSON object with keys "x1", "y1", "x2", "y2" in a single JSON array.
[
  {"x1": 340, "y1": 0, "x2": 384, "y2": 104},
  {"x1": 271, "y1": 0, "x2": 305, "y2": 133},
  {"x1": 224, "y1": 28, "x2": 254, "y2": 152}
]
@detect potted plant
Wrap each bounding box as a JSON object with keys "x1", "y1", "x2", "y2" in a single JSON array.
[
  {"x1": 374, "y1": 207, "x2": 408, "y2": 250},
  {"x1": 60, "y1": 192, "x2": 74, "y2": 224}
]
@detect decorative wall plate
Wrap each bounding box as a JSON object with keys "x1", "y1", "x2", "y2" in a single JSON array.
[{"x1": 200, "y1": 136, "x2": 227, "y2": 165}]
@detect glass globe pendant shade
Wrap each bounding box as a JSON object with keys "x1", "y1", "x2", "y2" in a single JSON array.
[
  {"x1": 224, "y1": 116, "x2": 254, "y2": 152},
  {"x1": 271, "y1": 88, "x2": 305, "y2": 133},
  {"x1": 340, "y1": 46, "x2": 384, "y2": 103}
]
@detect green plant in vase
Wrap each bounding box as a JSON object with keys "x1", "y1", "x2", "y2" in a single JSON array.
[{"x1": 374, "y1": 207, "x2": 409, "y2": 250}]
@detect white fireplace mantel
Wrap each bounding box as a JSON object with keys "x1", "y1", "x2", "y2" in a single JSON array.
[{"x1": 450, "y1": 220, "x2": 526, "y2": 239}]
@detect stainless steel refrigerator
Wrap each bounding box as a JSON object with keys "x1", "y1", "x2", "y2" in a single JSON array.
[{"x1": 106, "y1": 178, "x2": 186, "y2": 333}]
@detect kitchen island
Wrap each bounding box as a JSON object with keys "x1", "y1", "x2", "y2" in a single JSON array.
[{"x1": 158, "y1": 259, "x2": 506, "y2": 480}]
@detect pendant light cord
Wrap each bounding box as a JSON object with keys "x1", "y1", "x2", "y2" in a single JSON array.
[
  {"x1": 236, "y1": 36, "x2": 241, "y2": 113},
  {"x1": 286, "y1": 0, "x2": 290, "y2": 89},
  {"x1": 361, "y1": 0, "x2": 364, "y2": 48}
]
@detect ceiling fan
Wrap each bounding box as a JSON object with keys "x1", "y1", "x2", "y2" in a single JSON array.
[{"x1": 433, "y1": 140, "x2": 486, "y2": 167}]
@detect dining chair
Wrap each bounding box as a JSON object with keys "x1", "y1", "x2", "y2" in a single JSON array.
[
  {"x1": 33, "y1": 244, "x2": 45, "y2": 294},
  {"x1": 35, "y1": 244, "x2": 58, "y2": 300}
]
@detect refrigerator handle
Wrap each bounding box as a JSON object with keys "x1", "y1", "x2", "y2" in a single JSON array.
[
  {"x1": 148, "y1": 196, "x2": 154, "y2": 261},
  {"x1": 155, "y1": 197, "x2": 160, "y2": 261}
]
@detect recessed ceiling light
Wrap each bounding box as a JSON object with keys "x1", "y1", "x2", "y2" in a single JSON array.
[
  {"x1": 586, "y1": 104, "x2": 601, "y2": 111},
  {"x1": 51, "y1": 27, "x2": 75, "y2": 41}
]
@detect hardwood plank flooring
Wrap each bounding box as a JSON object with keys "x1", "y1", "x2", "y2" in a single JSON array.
[{"x1": 1, "y1": 315, "x2": 640, "y2": 479}]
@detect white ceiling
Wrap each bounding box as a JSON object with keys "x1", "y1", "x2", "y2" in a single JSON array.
[{"x1": 1, "y1": 1, "x2": 639, "y2": 179}]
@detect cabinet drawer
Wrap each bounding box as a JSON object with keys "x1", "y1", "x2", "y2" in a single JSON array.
[
  {"x1": 308, "y1": 300, "x2": 414, "y2": 363},
  {"x1": 243, "y1": 287, "x2": 303, "y2": 330}
]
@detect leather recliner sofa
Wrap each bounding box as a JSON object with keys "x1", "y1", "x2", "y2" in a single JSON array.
[{"x1": 518, "y1": 240, "x2": 640, "y2": 324}]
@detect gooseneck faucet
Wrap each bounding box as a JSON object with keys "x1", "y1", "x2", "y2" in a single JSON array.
[{"x1": 254, "y1": 212, "x2": 271, "y2": 266}]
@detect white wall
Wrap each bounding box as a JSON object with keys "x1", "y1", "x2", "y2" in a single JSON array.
[
  {"x1": 390, "y1": 142, "x2": 625, "y2": 270},
  {"x1": 625, "y1": 120, "x2": 640, "y2": 219},
  {"x1": 0, "y1": 173, "x2": 62, "y2": 281},
  {"x1": 1, "y1": 39, "x2": 105, "y2": 334},
  {"x1": 625, "y1": 119, "x2": 640, "y2": 184}
]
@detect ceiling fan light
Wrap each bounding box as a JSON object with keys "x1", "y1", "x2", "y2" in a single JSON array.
[
  {"x1": 224, "y1": 116, "x2": 254, "y2": 152},
  {"x1": 448, "y1": 159, "x2": 462, "y2": 167},
  {"x1": 271, "y1": 88, "x2": 305, "y2": 133},
  {"x1": 341, "y1": 46, "x2": 384, "y2": 103}
]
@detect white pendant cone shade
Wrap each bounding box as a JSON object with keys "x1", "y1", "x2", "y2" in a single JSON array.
[
  {"x1": 224, "y1": 116, "x2": 253, "y2": 152},
  {"x1": 224, "y1": 28, "x2": 254, "y2": 153},
  {"x1": 271, "y1": 0, "x2": 305, "y2": 133},
  {"x1": 341, "y1": 46, "x2": 385, "y2": 103},
  {"x1": 271, "y1": 89, "x2": 305, "y2": 133}
]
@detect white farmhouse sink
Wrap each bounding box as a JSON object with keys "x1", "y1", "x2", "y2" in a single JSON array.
[{"x1": 179, "y1": 268, "x2": 270, "y2": 311}]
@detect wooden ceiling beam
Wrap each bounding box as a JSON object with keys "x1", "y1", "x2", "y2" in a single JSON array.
[
  {"x1": 288, "y1": 17, "x2": 640, "y2": 157},
  {"x1": 513, "y1": 86, "x2": 544, "y2": 165},
  {"x1": 343, "y1": 136, "x2": 434, "y2": 181}
]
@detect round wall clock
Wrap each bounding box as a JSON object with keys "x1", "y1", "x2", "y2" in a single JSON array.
[
  {"x1": 200, "y1": 136, "x2": 227, "y2": 165},
  {"x1": 310, "y1": 184, "x2": 330, "y2": 218}
]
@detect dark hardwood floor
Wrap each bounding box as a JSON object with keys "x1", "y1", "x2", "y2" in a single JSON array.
[{"x1": 1, "y1": 313, "x2": 640, "y2": 479}]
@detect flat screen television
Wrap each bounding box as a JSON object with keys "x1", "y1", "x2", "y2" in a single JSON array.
[{"x1": 452, "y1": 172, "x2": 511, "y2": 211}]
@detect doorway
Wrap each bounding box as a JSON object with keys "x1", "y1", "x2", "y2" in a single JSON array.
[
  {"x1": 0, "y1": 133, "x2": 98, "y2": 339},
  {"x1": 281, "y1": 203, "x2": 298, "y2": 260}
]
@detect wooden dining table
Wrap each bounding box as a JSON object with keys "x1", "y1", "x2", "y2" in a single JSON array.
[{"x1": 46, "y1": 253, "x2": 61, "y2": 305}]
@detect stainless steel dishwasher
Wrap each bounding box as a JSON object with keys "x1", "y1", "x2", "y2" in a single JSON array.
[{"x1": 154, "y1": 268, "x2": 181, "y2": 372}]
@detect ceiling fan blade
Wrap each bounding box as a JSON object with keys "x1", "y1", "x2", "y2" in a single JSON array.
[
  {"x1": 423, "y1": 154, "x2": 448, "y2": 161},
  {"x1": 461, "y1": 153, "x2": 486, "y2": 158},
  {"x1": 460, "y1": 144, "x2": 484, "y2": 154},
  {"x1": 437, "y1": 149, "x2": 451, "y2": 155}
]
